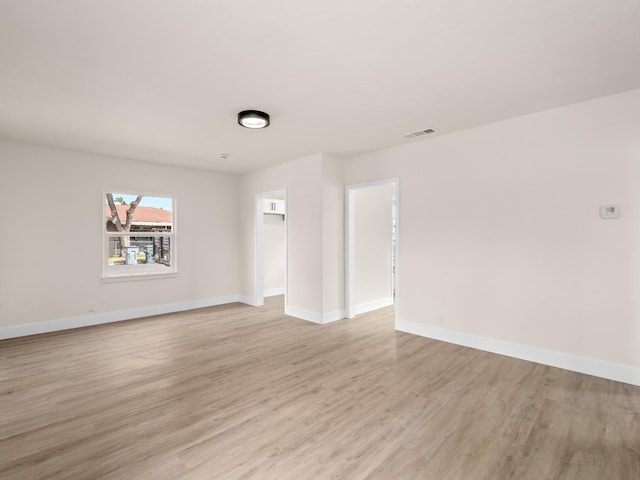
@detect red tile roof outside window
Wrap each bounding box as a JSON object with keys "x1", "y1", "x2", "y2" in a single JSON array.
[{"x1": 106, "y1": 204, "x2": 172, "y2": 225}]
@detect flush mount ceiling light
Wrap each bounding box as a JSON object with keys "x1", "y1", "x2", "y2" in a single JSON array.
[{"x1": 238, "y1": 110, "x2": 270, "y2": 129}]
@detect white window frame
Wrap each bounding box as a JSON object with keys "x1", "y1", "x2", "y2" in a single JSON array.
[{"x1": 103, "y1": 190, "x2": 177, "y2": 280}]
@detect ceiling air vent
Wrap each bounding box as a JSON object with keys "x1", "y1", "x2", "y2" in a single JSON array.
[{"x1": 404, "y1": 128, "x2": 435, "y2": 139}]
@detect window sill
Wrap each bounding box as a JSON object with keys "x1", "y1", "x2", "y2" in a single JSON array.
[{"x1": 102, "y1": 271, "x2": 179, "y2": 283}]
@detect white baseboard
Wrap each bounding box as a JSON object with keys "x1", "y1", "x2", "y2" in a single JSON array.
[
  {"x1": 355, "y1": 297, "x2": 394, "y2": 316},
  {"x1": 396, "y1": 319, "x2": 640, "y2": 387},
  {"x1": 322, "y1": 310, "x2": 346, "y2": 324},
  {"x1": 0, "y1": 295, "x2": 243, "y2": 340},
  {"x1": 238, "y1": 295, "x2": 263, "y2": 307},
  {"x1": 284, "y1": 305, "x2": 323, "y2": 324},
  {"x1": 284, "y1": 305, "x2": 346, "y2": 325},
  {"x1": 264, "y1": 287, "x2": 285, "y2": 297},
  {"x1": 0, "y1": 293, "x2": 348, "y2": 340}
]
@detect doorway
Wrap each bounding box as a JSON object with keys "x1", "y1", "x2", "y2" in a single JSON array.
[
  {"x1": 254, "y1": 190, "x2": 287, "y2": 308},
  {"x1": 345, "y1": 179, "x2": 399, "y2": 322}
]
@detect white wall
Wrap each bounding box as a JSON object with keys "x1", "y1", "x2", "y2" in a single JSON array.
[
  {"x1": 239, "y1": 152, "x2": 345, "y2": 322},
  {"x1": 344, "y1": 88, "x2": 640, "y2": 374},
  {"x1": 0, "y1": 140, "x2": 240, "y2": 332},
  {"x1": 321, "y1": 154, "x2": 345, "y2": 317},
  {"x1": 239, "y1": 153, "x2": 324, "y2": 314},
  {"x1": 353, "y1": 183, "x2": 394, "y2": 311},
  {"x1": 263, "y1": 212, "x2": 285, "y2": 295}
]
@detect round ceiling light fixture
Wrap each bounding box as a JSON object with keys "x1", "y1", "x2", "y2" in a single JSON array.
[{"x1": 238, "y1": 110, "x2": 270, "y2": 129}]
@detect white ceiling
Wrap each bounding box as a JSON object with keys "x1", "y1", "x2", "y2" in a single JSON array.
[{"x1": 1, "y1": 1, "x2": 639, "y2": 174}]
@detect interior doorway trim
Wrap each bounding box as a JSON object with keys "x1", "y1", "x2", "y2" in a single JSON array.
[
  {"x1": 345, "y1": 178, "x2": 400, "y2": 323},
  {"x1": 254, "y1": 189, "x2": 287, "y2": 307}
]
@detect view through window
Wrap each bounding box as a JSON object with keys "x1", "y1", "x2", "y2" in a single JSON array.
[{"x1": 104, "y1": 192, "x2": 175, "y2": 278}]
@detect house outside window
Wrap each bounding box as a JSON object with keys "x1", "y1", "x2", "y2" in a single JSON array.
[{"x1": 104, "y1": 192, "x2": 176, "y2": 279}]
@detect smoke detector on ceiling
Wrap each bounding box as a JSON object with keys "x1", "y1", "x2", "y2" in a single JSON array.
[{"x1": 404, "y1": 128, "x2": 436, "y2": 139}]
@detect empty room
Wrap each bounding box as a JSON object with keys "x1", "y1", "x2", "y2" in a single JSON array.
[{"x1": 1, "y1": 1, "x2": 639, "y2": 479}]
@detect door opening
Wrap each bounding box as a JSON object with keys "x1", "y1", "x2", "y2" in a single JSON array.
[
  {"x1": 255, "y1": 190, "x2": 287, "y2": 309},
  {"x1": 345, "y1": 179, "x2": 399, "y2": 323}
]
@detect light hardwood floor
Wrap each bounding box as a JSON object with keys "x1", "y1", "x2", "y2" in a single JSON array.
[{"x1": 1, "y1": 296, "x2": 639, "y2": 479}]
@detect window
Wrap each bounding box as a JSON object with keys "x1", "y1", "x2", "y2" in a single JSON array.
[{"x1": 104, "y1": 192, "x2": 175, "y2": 278}]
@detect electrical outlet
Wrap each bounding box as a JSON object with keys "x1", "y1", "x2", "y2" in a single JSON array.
[{"x1": 88, "y1": 303, "x2": 96, "y2": 312}]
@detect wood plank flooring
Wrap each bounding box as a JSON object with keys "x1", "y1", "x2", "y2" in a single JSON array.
[{"x1": 1, "y1": 296, "x2": 639, "y2": 479}]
